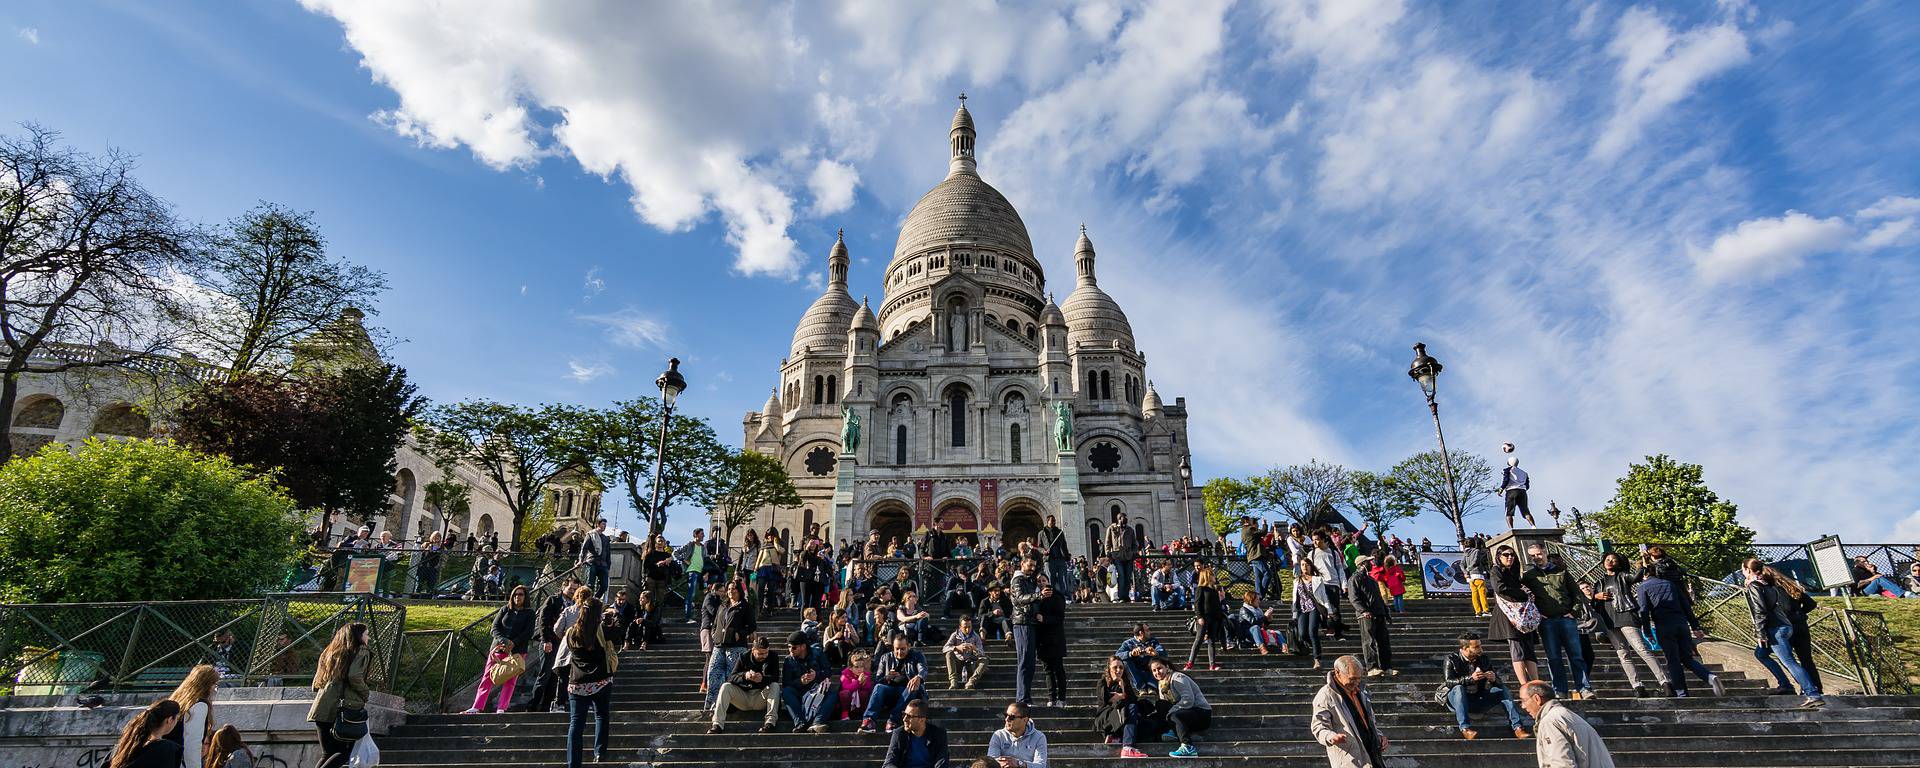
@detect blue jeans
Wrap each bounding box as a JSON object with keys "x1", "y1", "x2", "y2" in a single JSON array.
[
  {"x1": 683, "y1": 573, "x2": 704, "y2": 620},
  {"x1": 1049, "y1": 559, "x2": 1071, "y2": 595},
  {"x1": 1860, "y1": 576, "x2": 1907, "y2": 597},
  {"x1": 900, "y1": 618, "x2": 928, "y2": 644},
  {"x1": 586, "y1": 563, "x2": 609, "y2": 599},
  {"x1": 1294, "y1": 610, "x2": 1321, "y2": 661},
  {"x1": 1013, "y1": 625, "x2": 1037, "y2": 703},
  {"x1": 1124, "y1": 657, "x2": 1155, "y2": 690},
  {"x1": 1113, "y1": 564, "x2": 1133, "y2": 602},
  {"x1": 1251, "y1": 561, "x2": 1270, "y2": 596},
  {"x1": 780, "y1": 680, "x2": 832, "y2": 726},
  {"x1": 1152, "y1": 586, "x2": 1185, "y2": 610},
  {"x1": 704, "y1": 647, "x2": 745, "y2": 709},
  {"x1": 862, "y1": 682, "x2": 924, "y2": 727},
  {"x1": 566, "y1": 684, "x2": 610, "y2": 768},
  {"x1": 1447, "y1": 684, "x2": 1528, "y2": 731},
  {"x1": 1537, "y1": 617, "x2": 1590, "y2": 695},
  {"x1": 1756, "y1": 624, "x2": 1822, "y2": 699}
]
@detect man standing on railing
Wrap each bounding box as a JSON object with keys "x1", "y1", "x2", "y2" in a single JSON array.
[
  {"x1": 1241, "y1": 517, "x2": 1270, "y2": 599},
  {"x1": 1039, "y1": 515, "x2": 1071, "y2": 598},
  {"x1": 1105, "y1": 512, "x2": 1139, "y2": 603},
  {"x1": 582, "y1": 518, "x2": 612, "y2": 601}
]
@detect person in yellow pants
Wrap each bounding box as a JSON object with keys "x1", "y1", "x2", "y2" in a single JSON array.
[{"x1": 1464, "y1": 535, "x2": 1492, "y2": 618}]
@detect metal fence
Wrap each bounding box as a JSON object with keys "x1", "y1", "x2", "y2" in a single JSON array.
[
  {"x1": 385, "y1": 562, "x2": 584, "y2": 713},
  {"x1": 294, "y1": 547, "x2": 578, "y2": 600},
  {"x1": 0, "y1": 593, "x2": 404, "y2": 696}
]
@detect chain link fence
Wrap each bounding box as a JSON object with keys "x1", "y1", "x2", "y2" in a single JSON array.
[
  {"x1": 0, "y1": 593, "x2": 404, "y2": 696},
  {"x1": 293, "y1": 547, "x2": 578, "y2": 600},
  {"x1": 385, "y1": 562, "x2": 584, "y2": 713}
]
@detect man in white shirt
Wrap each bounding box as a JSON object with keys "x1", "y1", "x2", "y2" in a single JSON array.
[{"x1": 1499, "y1": 456, "x2": 1537, "y2": 529}]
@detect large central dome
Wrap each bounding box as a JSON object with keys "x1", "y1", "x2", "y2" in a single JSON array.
[{"x1": 878, "y1": 100, "x2": 1047, "y2": 339}]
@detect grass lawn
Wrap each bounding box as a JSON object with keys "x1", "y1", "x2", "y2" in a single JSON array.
[
  {"x1": 403, "y1": 602, "x2": 499, "y2": 633},
  {"x1": 1815, "y1": 596, "x2": 1920, "y2": 687}
]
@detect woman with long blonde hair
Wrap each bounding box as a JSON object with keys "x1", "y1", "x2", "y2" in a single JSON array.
[
  {"x1": 110, "y1": 699, "x2": 182, "y2": 768},
  {"x1": 166, "y1": 663, "x2": 220, "y2": 768},
  {"x1": 307, "y1": 623, "x2": 369, "y2": 768}
]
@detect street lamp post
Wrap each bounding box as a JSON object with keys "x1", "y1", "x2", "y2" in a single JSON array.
[
  {"x1": 646, "y1": 358, "x2": 687, "y2": 540},
  {"x1": 1179, "y1": 454, "x2": 1194, "y2": 539},
  {"x1": 1407, "y1": 343, "x2": 1468, "y2": 548}
]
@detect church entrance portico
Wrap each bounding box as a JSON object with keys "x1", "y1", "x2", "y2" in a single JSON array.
[
  {"x1": 867, "y1": 502, "x2": 912, "y2": 551},
  {"x1": 1000, "y1": 504, "x2": 1042, "y2": 550}
]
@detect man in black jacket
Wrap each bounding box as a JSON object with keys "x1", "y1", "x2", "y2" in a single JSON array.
[
  {"x1": 523, "y1": 576, "x2": 581, "y2": 712},
  {"x1": 1347, "y1": 558, "x2": 1395, "y2": 676},
  {"x1": 704, "y1": 582, "x2": 758, "y2": 711},
  {"x1": 709, "y1": 636, "x2": 781, "y2": 733},
  {"x1": 1009, "y1": 557, "x2": 1044, "y2": 705},
  {"x1": 881, "y1": 700, "x2": 949, "y2": 768},
  {"x1": 779, "y1": 631, "x2": 833, "y2": 732},
  {"x1": 1038, "y1": 516, "x2": 1071, "y2": 596},
  {"x1": 1033, "y1": 580, "x2": 1069, "y2": 707},
  {"x1": 1442, "y1": 631, "x2": 1530, "y2": 740}
]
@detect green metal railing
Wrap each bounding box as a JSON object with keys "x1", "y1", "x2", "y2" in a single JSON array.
[
  {"x1": 0, "y1": 593, "x2": 404, "y2": 696},
  {"x1": 386, "y1": 562, "x2": 585, "y2": 712}
]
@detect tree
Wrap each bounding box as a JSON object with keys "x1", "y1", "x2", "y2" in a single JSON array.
[
  {"x1": 412, "y1": 400, "x2": 581, "y2": 548},
  {"x1": 1201, "y1": 476, "x2": 1264, "y2": 539},
  {"x1": 570, "y1": 398, "x2": 728, "y2": 539},
  {"x1": 421, "y1": 467, "x2": 471, "y2": 536},
  {"x1": 185, "y1": 203, "x2": 386, "y2": 374},
  {"x1": 1389, "y1": 449, "x2": 1494, "y2": 547},
  {"x1": 1261, "y1": 460, "x2": 1351, "y2": 525},
  {"x1": 1349, "y1": 469, "x2": 1418, "y2": 541},
  {"x1": 709, "y1": 449, "x2": 801, "y2": 542},
  {"x1": 175, "y1": 364, "x2": 422, "y2": 524},
  {"x1": 0, "y1": 125, "x2": 197, "y2": 460},
  {"x1": 1591, "y1": 454, "x2": 1755, "y2": 578},
  {"x1": 0, "y1": 438, "x2": 302, "y2": 602}
]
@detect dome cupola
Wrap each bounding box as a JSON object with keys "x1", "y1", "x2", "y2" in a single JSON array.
[
  {"x1": 790, "y1": 229, "x2": 859, "y2": 358},
  {"x1": 1060, "y1": 225, "x2": 1135, "y2": 350}
]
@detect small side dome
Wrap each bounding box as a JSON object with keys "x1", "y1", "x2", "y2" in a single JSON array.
[
  {"x1": 1142, "y1": 381, "x2": 1164, "y2": 417},
  {"x1": 850, "y1": 296, "x2": 877, "y2": 332},
  {"x1": 1040, "y1": 293, "x2": 1065, "y2": 327}
]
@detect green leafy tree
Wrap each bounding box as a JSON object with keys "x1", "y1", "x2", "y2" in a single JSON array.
[
  {"x1": 175, "y1": 364, "x2": 422, "y2": 525},
  {"x1": 0, "y1": 438, "x2": 302, "y2": 602},
  {"x1": 1260, "y1": 460, "x2": 1351, "y2": 525},
  {"x1": 185, "y1": 202, "x2": 387, "y2": 374},
  {"x1": 708, "y1": 449, "x2": 802, "y2": 544},
  {"x1": 569, "y1": 398, "x2": 728, "y2": 539},
  {"x1": 413, "y1": 400, "x2": 581, "y2": 548},
  {"x1": 1349, "y1": 470, "x2": 1418, "y2": 541},
  {"x1": 1591, "y1": 453, "x2": 1755, "y2": 577},
  {"x1": 1202, "y1": 476, "x2": 1264, "y2": 539},
  {"x1": 1389, "y1": 449, "x2": 1494, "y2": 547}
]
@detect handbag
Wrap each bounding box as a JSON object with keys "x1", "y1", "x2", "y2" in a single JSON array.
[
  {"x1": 1497, "y1": 596, "x2": 1544, "y2": 634},
  {"x1": 487, "y1": 653, "x2": 526, "y2": 685},
  {"x1": 801, "y1": 677, "x2": 833, "y2": 720},
  {"x1": 333, "y1": 705, "x2": 369, "y2": 740}
]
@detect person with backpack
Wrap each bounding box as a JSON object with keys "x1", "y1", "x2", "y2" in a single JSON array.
[
  {"x1": 163, "y1": 664, "x2": 218, "y2": 768},
  {"x1": 555, "y1": 597, "x2": 617, "y2": 766},
  {"x1": 1347, "y1": 557, "x2": 1395, "y2": 677},
  {"x1": 780, "y1": 631, "x2": 835, "y2": 733},
  {"x1": 1635, "y1": 559, "x2": 1723, "y2": 697},
  {"x1": 1581, "y1": 552, "x2": 1668, "y2": 696},
  {"x1": 307, "y1": 624, "x2": 369, "y2": 768},
  {"x1": 1743, "y1": 558, "x2": 1824, "y2": 708}
]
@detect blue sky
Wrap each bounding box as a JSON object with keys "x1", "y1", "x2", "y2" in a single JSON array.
[{"x1": 4, "y1": 1, "x2": 1917, "y2": 546}]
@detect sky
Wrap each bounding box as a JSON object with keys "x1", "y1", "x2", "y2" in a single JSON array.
[{"x1": 3, "y1": 0, "x2": 1917, "y2": 547}]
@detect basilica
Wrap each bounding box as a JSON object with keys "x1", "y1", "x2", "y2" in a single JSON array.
[{"x1": 739, "y1": 99, "x2": 1197, "y2": 560}]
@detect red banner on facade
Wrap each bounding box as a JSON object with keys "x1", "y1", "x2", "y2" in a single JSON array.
[
  {"x1": 979, "y1": 479, "x2": 999, "y2": 532},
  {"x1": 914, "y1": 480, "x2": 933, "y2": 532}
]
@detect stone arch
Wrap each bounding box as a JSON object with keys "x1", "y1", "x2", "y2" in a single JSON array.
[
  {"x1": 1077, "y1": 430, "x2": 1143, "y2": 474},
  {"x1": 91, "y1": 403, "x2": 151, "y2": 438},
  {"x1": 934, "y1": 499, "x2": 977, "y2": 534},
  {"x1": 476, "y1": 514, "x2": 496, "y2": 538},
  {"x1": 392, "y1": 468, "x2": 417, "y2": 536},
  {"x1": 1000, "y1": 502, "x2": 1043, "y2": 550},
  {"x1": 865, "y1": 501, "x2": 912, "y2": 552},
  {"x1": 12, "y1": 395, "x2": 64, "y2": 429},
  {"x1": 1086, "y1": 520, "x2": 1104, "y2": 551}
]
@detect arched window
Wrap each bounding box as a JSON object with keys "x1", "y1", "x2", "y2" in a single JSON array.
[
  {"x1": 1026, "y1": 324, "x2": 1036, "y2": 341},
  {"x1": 802, "y1": 508, "x2": 814, "y2": 535},
  {"x1": 1009, "y1": 423, "x2": 1021, "y2": 463},
  {"x1": 1100, "y1": 371, "x2": 1112, "y2": 401},
  {"x1": 812, "y1": 375, "x2": 824, "y2": 404},
  {"x1": 826, "y1": 375, "x2": 838, "y2": 404},
  {"x1": 896, "y1": 424, "x2": 908, "y2": 465},
  {"x1": 950, "y1": 390, "x2": 967, "y2": 447},
  {"x1": 1087, "y1": 371, "x2": 1099, "y2": 399},
  {"x1": 1006, "y1": 317, "x2": 1019, "y2": 333}
]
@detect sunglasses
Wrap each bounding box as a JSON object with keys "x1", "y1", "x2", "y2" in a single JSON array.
[{"x1": 1004, "y1": 713, "x2": 1026, "y2": 720}]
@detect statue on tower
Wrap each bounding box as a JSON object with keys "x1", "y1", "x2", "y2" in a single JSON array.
[
  {"x1": 1051, "y1": 401, "x2": 1073, "y2": 452},
  {"x1": 842, "y1": 405, "x2": 861, "y2": 456}
]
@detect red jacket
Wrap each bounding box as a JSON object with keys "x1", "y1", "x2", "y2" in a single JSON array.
[{"x1": 1371, "y1": 564, "x2": 1407, "y2": 597}]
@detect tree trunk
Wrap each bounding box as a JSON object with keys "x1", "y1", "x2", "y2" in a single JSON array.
[{"x1": 0, "y1": 370, "x2": 20, "y2": 463}]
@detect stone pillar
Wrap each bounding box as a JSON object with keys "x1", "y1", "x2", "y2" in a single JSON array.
[
  {"x1": 833, "y1": 452, "x2": 858, "y2": 546},
  {"x1": 1057, "y1": 450, "x2": 1086, "y2": 559},
  {"x1": 1487, "y1": 527, "x2": 1565, "y2": 560}
]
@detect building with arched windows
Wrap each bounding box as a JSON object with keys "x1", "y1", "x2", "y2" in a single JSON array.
[{"x1": 740, "y1": 99, "x2": 1198, "y2": 558}]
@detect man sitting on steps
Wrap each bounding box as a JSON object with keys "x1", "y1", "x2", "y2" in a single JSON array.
[
  {"x1": 1441, "y1": 631, "x2": 1531, "y2": 740},
  {"x1": 709, "y1": 635, "x2": 781, "y2": 734},
  {"x1": 1113, "y1": 623, "x2": 1166, "y2": 691}
]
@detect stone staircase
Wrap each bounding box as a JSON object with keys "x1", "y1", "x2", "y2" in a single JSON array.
[{"x1": 375, "y1": 599, "x2": 1920, "y2": 767}]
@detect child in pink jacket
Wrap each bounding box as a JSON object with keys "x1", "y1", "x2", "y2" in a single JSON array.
[{"x1": 838, "y1": 649, "x2": 874, "y2": 719}]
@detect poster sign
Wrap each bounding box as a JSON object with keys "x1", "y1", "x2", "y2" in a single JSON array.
[
  {"x1": 913, "y1": 480, "x2": 934, "y2": 532},
  {"x1": 1418, "y1": 551, "x2": 1469, "y2": 594},
  {"x1": 1808, "y1": 536, "x2": 1851, "y2": 591},
  {"x1": 979, "y1": 479, "x2": 999, "y2": 531},
  {"x1": 344, "y1": 556, "x2": 383, "y2": 594}
]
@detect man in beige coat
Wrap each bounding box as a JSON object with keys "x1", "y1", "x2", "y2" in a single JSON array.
[
  {"x1": 1520, "y1": 681, "x2": 1616, "y2": 768},
  {"x1": 1309, "y1": 655, "x2": 1388, "y2": 768}
]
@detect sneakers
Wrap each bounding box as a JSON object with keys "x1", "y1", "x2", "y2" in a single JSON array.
[
  {"x1": 1207, "y1": 665, "x2": 1221, "y2": 672},
  {"x1": 1170, "y1": 744, "x2": 1200, "y2": 758},
  {"x1": 1579, "y1": 688, "x2": 1598, "y2": 699},
  {"x1": 857, "y1": 719, "x2": 877, "y2": 734},
  {"x1": 1366, "y1": 668, "x2": 1383, "y2": 677},
  {"x1": 885, "y1": 721, "x2": 897, "y2": 733},
  {"x1": 1120, "y1": 747, "x2": 1148, "y2": 759},
  {"x1": 1182, "y1": 661, "x2": 1195, "y2": 670},
  {"x1": 1799, "y1": 697, "x2": 1826, "y2": 709},
  {"x1": 1567, "y1": 690, "x2": 1582, "y2": 700},
  {"x1": 809, "y1": 724, "x2": 830, "y2": 734},
  {"x1": 1460, "y1": 728, "x2": 1479, "y2": 740},
  {"x1": 759, "y1": 722, "x2": 777, "y2": 733},
  {"x1": 1311, "y1": 660, "x2": 1323, "y2": 670},
  {"x1": 1387, "y1": 669, "x2": 1400, "y2": 677},
  {"x1": 792, "y1": 724, "x2": 809, "y2": 733},
  {"x1": 1105, "y1": 736, "x2": 1119, "y2": 745},
  {"x1": 706, "y1": 725, "x2": 724, "y2": 734},
  {"x1": 1708, "y1": 674, "x2": 1727, "y2": 697},
  {"x1": 459, "y1": 708, "x2": 482, "y2": 715}
]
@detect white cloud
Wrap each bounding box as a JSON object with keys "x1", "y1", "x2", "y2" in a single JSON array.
[
  {"x1": 577, "y1": 307, "x2": 670, "y2": 350},
  {"x1": 1593, "y1": 7, "x2": 1752, "y2": 160},
  {"x1": 567, "y1": 359, "x2": 614, "y2": 383},
  {"x1": 1691, "y1": 211, "x2": 1851, "y2": 282},
  {"x1": 807, "y1": 158, "x2": 859, "y2": 216},
  {"x1": 1859, "y1": 196, "x2": 1920, "y2": 220},
  {"x1": 17, "y1": 27, "x2": 38, "y2": 45},
  {"x1": 582, "y1": 266, "x2": 605, "y2": 299}
]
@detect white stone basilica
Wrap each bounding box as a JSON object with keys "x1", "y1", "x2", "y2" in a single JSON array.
[{"x1": 738, "y1": 100, "x2": 1197, "y2": 559}]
